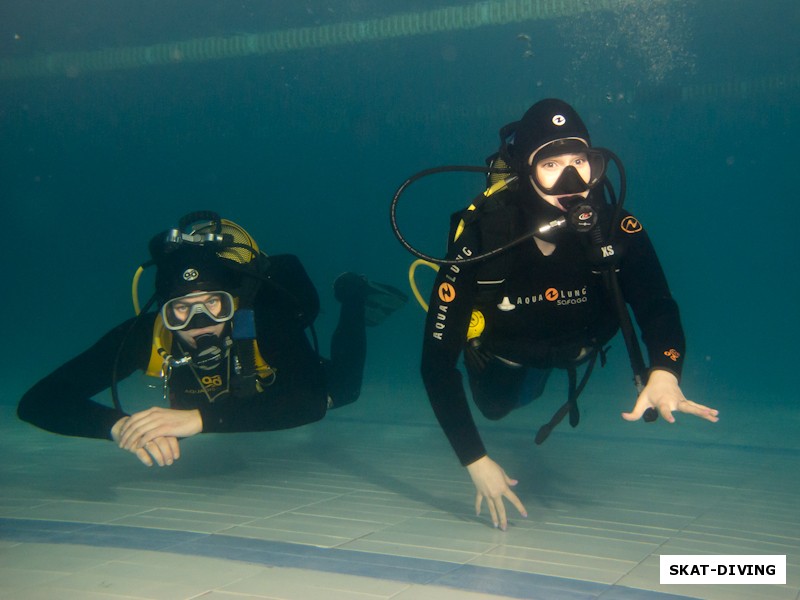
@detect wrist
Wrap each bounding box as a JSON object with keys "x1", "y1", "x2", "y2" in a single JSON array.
[
  {"x1": 192, "y1": 409, "x2": 204, "y2": 434},
  {"x1": 647, "y1": 369, "x2": 678, "y2": 385},
  {"x1": 190, "y1": 408, "x2": 203, "y2": 435},
  {"x1": 466, "y1": 454, "x2": 489, "y2": 470}
]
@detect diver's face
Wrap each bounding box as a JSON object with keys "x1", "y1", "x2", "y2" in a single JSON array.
[
  {"x1": 529, "y1": 152, "x2": 591, "y2": 211},
  {"x1": 168, "y1": 292, "x2": 226, "y2": 322},
  {"x1": 168, "y1": 292, "x2": 227, "y2": 348}
]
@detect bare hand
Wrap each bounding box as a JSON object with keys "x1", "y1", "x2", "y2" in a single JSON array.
[
  {"x1": 466, "y1": 455, "x2": 528, "y2": 530},
  {"x1": 117, "y1": 407, "x2": 202, "y2": 451},
  {"x1": 134, "y1": 436, "x2": 181, "y2": 467},
  {"x1": 622, "y1": 370, "x2": 719, "y2": 423},
  {"x1": 111, "y1": 416, "x2": 181, "y2": 467}
]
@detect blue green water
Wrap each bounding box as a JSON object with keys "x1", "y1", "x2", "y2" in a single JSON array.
[{"x1": 1, "y1": 0, "x2": 797, "y2": 421}]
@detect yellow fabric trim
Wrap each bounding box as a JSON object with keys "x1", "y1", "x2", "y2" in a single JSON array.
[
  {"x1": 453, "y1": 176, "x2": 516, "y2": 242},
  {"x1": 145, "y1": 318, "x2": 172, "y2": 377},
  {"x1": 252, "y1": 341, "x2": 275, "y2": 379}
]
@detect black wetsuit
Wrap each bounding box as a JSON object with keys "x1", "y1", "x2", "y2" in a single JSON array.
[
  {"x1": 18, "y1": 255, "x2": 366, "y2": 440},
  {"x1": 420, "y1": 191, "x2": 685, "y2": 466}
]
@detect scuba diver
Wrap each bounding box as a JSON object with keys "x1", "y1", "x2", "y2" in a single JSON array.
[
  {"x1": 393, "y1": 99, "x2": 718, "y2": 530},
  {"x1": 18, "y1": 211, "x2": 407, "y2": 467}
]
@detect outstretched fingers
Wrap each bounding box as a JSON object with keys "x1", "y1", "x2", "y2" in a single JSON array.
[
  {"x1": 474, "y1": 492, "x2": 484, "y2": 517},
  {"x1": 504, "y1": 487, "x2": 528, "y2": 521},
  {"x1": 467, "y1": 455, "x2": 528, "y2": 530},
  {"x1": 677, "y1": 398, "x2": 719, "y2": 422},
  {"x1": 476, "y1": 485, "x2": 528, "y2": 531}
]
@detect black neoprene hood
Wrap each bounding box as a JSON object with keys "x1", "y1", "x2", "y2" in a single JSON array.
[
  {"x1": 154, "y1": 244, "x2": 240, "y2": 303},
  {"x1": 501, "y1": 98, "x2": 591, "y2": 173}
]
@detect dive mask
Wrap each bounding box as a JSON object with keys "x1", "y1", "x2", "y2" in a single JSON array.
[
  {"x1": 161, "y1": 290, "x2": 235, "y2": 331},
  {"x1": 529, "y1": 138, "x2": 606, "y2": 196}
]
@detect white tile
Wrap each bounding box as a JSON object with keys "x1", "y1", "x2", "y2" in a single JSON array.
[
  {"x1": 392, "y1": 583, "x2": 519, "y2": 600},
  {"x1": 341, "y1": 529, "x2": 497, "y2": 555},
  {"x1": 0, "y1": 542, "x2": 137, "y2": 571},
  {"x1": 221, "y1": 566, "x2": 409, "y2": 599},
  {"x1": 0, "y1": 567, "x2": 75, "y2": 595},
  {"x1": 10, "y1": 501, "x2": 149, "y2": 523},
  {"x1": 339, "y1": 538, "x2": 480, "y2": 564},
  {"x1": 221, "y1": 523, "x2": 354, "y2": 547},
  {"x1": 109, "y1": 507, "x2": 257, "y2": 533}
]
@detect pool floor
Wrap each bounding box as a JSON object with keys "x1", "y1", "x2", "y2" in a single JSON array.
[{"x1": 1, "y1": 383, "x2": 797, "y2": 600}]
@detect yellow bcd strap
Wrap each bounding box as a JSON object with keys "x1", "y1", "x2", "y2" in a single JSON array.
[{"x1": 251, "y1": 340, "x2": 276, "y2": 379}]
